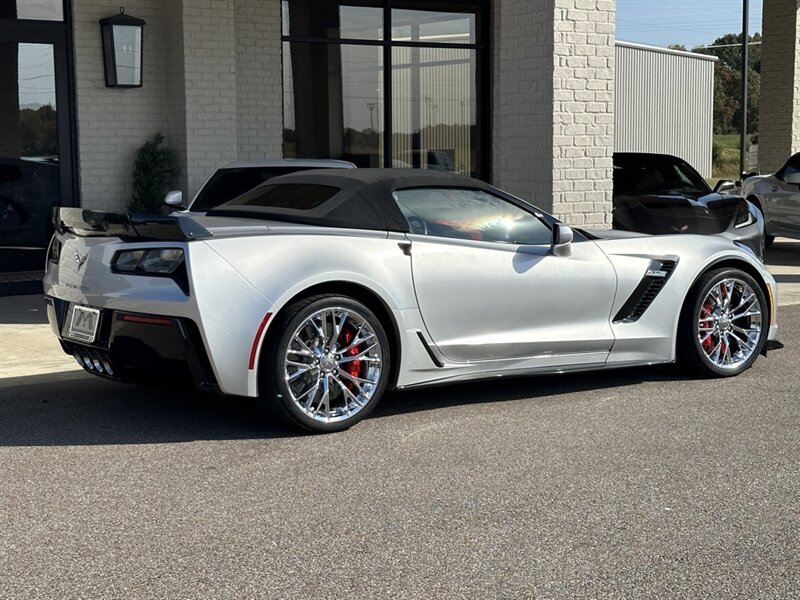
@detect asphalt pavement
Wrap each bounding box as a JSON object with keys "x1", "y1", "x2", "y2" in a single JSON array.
[{"x1": 0, "y1": 241, "x2": 799, "y2": 598}]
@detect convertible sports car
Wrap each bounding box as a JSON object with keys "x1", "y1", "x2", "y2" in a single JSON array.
[
  {"x1": 613, "y1": 153, "x2": 764, "y2": 257},
  {"x1": 44, "y1": 169, "x2": 778, "y2": 432}
]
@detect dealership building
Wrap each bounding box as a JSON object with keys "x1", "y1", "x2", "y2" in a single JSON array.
[{"x1": 1, "y1": 0, "x2": 799, "y2": 276}]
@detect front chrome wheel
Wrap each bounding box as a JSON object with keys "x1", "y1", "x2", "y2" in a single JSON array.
[
  {"x1": 284, "y1": 306, "x2": 383, "y2": 423},
  {"x1": 697, "y1": 278, "x2": 763, "y2": 370},
  {"x1": 680, "y1": 268, "x2": 768, "y2": 377}
]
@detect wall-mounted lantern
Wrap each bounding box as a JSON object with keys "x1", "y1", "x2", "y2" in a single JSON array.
[{"x1": 99, "y1": 7, "x2": 145, "y2": 88}]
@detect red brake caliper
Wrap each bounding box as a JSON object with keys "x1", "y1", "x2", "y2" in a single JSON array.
[
  {"x1": 339, "y1": 327, "x2": 361, "y2": 389},
  {"x1": 701, "y1": 300, "x2": 716, "y2": 353}
]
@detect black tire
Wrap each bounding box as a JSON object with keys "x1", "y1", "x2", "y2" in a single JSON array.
[
  {"x1": 749, "y1": 199, "x2": 774, "y2": 249},
  {"x1": 258, "y1": 295, "x2": 391, "y2": 433},
  {"x1": 678, "y1": 268, "x2": 769, "y2": 377}
]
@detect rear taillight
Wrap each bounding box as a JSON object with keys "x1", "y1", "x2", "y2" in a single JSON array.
[
  {"x1": 113, "y1": 248, "x2": 185, "y2": 274},
  {"x1": 47, "y1": 237, "x2": 62, "y2": 264}
]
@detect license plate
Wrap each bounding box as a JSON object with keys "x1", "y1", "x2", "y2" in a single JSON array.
[{"x1": 67, "y1": 305, "x2": 101, "y2": 343}]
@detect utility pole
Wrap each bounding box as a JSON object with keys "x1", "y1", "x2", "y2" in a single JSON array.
[{"x1": 740, "y1": 0, "x2": 749, "y2": 178}]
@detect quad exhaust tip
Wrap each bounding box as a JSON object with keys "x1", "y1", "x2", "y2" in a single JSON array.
[{"x1": 72, "y1": 347, "x2": 115, "y2": 376}]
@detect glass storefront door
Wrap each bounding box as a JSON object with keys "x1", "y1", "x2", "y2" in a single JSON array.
[{"x1": 0, "y1": 18, "x2": 75, "y2": 273}]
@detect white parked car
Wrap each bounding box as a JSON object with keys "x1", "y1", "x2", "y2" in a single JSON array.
[
  {"x1": 741, "y1": 152, "x2": 800, "y2": 247},
  {"x1": 45, "y1": 169, "x2": 779, "y2": 432}
]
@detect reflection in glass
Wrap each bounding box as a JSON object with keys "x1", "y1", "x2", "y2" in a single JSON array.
[
  {"x1": 112, "y1": 25, "x2": 142, "y2": 86},
  {"x1": 392, "y1": 47, "x2": 478, "y2": 176},
  {"x1": 0, "y1": 0, "x2": 64, "y2": 20},
  {"x1": 0, "y1": 42, "x2": 60, "y2": 253},
  {"x1": 283, "y1": 42, "x2": 383, "y2": 167},
  {"x1": 391, "y1": 9, "x2": 476, "y2": 44},
  {"x1": 282, "y1": 0, "x2": 383, "y2": 40}
]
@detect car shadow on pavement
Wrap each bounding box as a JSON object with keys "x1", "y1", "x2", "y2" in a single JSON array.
[
  {"x1": 774, "y1": 273, "x2": 800, "y2": 284},
  {"x1": 765, "y1": 240, "x2": 800, "y2": 267},
  {"x1": 0, "y1": 363, "x2": 693, "y2": 447},
  {"x1": 376, "y1": 363, "x2": 691, "y2": 419},
  {"x1": 0, "y1": 371, "x2": 300, "y2": 447}
]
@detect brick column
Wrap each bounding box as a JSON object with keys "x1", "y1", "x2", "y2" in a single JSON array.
[
  {"x1": 493, "y1": 0, "x2": 615, "y2": 226},
  {"x1": 235, "y1": 0, "x2": 283, "y2": 160},
  {"x1": 759, "y1": 0, "x2": 800, "y2": 173},
  {"x1": 180, "y1": 0, "x2": 239, "y2": 197}
]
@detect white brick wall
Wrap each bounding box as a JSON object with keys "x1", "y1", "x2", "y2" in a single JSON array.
[
  {"x1": 552, "y1": 0, "x2": 614, "y2": 226},
  {"x1": 73, "y1": 0, "x2": 614, "y2": 223},
  {"x1": 493, "y1": 0, "x2": 614, "y2": 226},
  {"x1": 181, "y1": 0, "x2": 238, "y2": 197},
  {"x1": 235, "y1": 0, "x2": 283, "y2": 161},
  {"x1": 72, "y1": 0, "x2": 284, "y2": 209},
  {"x1": 759, "y1": 0, "x2": 800, "y2": 173},
  {"x1": 73, "y1": 0, "x2": 176, "y2": 210}
]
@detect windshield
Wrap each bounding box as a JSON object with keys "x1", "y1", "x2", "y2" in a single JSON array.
[{"x1": 613, "y1": 154, "x2": 711, "y2": 197}]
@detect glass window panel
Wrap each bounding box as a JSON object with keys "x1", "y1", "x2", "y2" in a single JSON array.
[
  {"x1": 0, "y1": 42, "x2": 60, "y2": 252},
  {"x1": 391, "y1": 47, "x2": 480, "y2": 178},
  {"x1": 282, "y1": 0, "x2": 383, "y2": 40},
  {"x1": 224, "y1": 184, "x2": 339, "y2": 209},
  {"x1": 112, "y1": 25, "x2": 142, "y2": 86},
  {"x1": 391, "y1": 8, "x2": 476, "y2": 44},
  {"x1": 0, "y1": 0, "x2": 63, "y2": 20},
  {"x1": 394, "y1": 189, "x2": 551, "y2": 245},
  {"x1": 283, "y1": 42, "x2": 383, "y2": 167}
]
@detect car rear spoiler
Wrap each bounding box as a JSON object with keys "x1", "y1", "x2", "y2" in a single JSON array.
[{"x1": 53, "y1": 208, "x2": 212, "y2": 241}]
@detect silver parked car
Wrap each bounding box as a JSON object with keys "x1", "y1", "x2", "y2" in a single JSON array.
[
  {"x1": 741, "y1": 152, "x2": 800, "y2": 247},
  {"x1": 45, "y1": 169, "x2": 778, "y2": 432}
]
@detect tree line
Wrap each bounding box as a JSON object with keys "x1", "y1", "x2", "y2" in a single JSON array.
[{"x1": 669, "y1": 32, "x2": 761, "y2": 137}]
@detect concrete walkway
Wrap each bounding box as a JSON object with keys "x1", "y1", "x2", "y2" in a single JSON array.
[{"x1": 2, "y1": 239, "x2": 798, "y2": 379}]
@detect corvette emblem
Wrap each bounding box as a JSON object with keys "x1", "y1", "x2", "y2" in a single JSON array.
[
  {"x1": 671, "y1": 224, "x2": 689, "y2": 233},
  {"x1": 74, "y1": 251, "x2": 89, "y2": 271}
]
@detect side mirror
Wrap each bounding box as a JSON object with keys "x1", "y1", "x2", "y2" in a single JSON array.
[
  {"x1": 784, "y1": 172, "x2": 800, "y2": 185},
  {"x1": 714, "y1": 179, "x2": 736, "y2": 194},
  {"x1": 551, "y1": 224, "x2": 573, "y2": 257},
  {"x1": 164, "y1": 190, "x2": 184, "y2": 207}
]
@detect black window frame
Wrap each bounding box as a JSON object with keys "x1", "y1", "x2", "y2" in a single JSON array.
[{"x1": 281, "y1": 0, "x2": 491, "y2": 182}]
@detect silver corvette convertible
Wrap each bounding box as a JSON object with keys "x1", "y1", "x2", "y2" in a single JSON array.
[{"x1": 44, "y1": 169, "x2": 779, "y2": 432}]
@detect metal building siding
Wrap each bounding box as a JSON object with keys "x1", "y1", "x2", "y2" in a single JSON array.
[{"x1": 615, "y1": 42, "x2": 717, "y2": 177}]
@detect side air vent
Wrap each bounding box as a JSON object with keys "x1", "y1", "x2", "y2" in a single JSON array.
[{"x1": 613, "y1": 259, "x2": 677, "y2": 323}]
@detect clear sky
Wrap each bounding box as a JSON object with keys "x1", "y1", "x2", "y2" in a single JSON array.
[{"x1": 616, "y1": 0, "x2": 763, "y2": 49}]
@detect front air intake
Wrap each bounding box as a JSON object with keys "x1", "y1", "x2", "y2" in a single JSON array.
[{"x1": 613, "y1": 259, "x2": 677, "y2": 323}]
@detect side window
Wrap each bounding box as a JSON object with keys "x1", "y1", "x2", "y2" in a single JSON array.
[
  {"x1": 782, "y1": 153, "x2": 800, "y2": 178},
  {"x1": 393, "y1": 188, "x2": 552, "y2": 245}
]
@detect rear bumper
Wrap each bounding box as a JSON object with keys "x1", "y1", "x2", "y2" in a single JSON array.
[{"x1": 46, "y1": 296, "x2": 220, "y2": 393}]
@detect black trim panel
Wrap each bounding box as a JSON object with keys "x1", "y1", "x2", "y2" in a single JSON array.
[{"x1": 613, "y1": 259, "x2": 678, "y2": 323}]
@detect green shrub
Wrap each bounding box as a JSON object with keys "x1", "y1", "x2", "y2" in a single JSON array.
[
  {"x1": 129, "y1": 132, "x2": 173, "y2": 213},
  {"x1": 712, "y1": 139, "x2": 722, "y2": 164}
]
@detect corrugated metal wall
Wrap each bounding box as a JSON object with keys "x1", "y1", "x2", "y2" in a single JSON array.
[{"x1": 615, "y1": 42, "x2": 717, "y2": 177}]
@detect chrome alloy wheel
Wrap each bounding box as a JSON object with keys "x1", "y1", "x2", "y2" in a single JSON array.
[
  {"x1": 282, "y1": 306, "x2": 383, "y2": 423},
  {"x1": 697, "y1": 278, "x2": 763, "y2": 370}
]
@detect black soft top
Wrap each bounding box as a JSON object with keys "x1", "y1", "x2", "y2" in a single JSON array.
[{"x1": 206, "y1": 168, "x2": 494, "y2": 232}]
